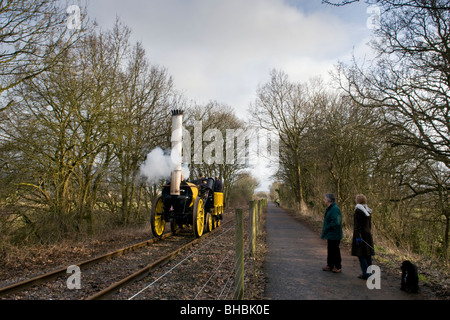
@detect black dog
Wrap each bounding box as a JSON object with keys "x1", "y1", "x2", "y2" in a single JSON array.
[{"x1": 400, "y1": 260, "x2": 419, "y2": 293}]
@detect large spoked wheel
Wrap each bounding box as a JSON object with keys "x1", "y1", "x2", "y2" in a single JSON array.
[
  {"x1": 205, "y1": 212, "x2": 213, "y2": 233},
  {"x1": 193, "y1": 197, "x2": 205, "y2": 238},
  {"x1": 150, "y1": 196, "x2": 165, "y2": 238}
]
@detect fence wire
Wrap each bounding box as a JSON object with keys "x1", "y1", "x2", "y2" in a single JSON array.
[{"x1": 128, "y1": 200, "x2": 266, "y2": 300}]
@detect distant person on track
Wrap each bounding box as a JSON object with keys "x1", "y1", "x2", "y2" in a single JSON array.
[
  {"x1": 321, "y1": 193, "x2": 343, "y2": 273},
  {"x1": 275, "y1": 198, "x2": 280, "y2": 207},
  {"x1": 351, "y1": 194, "x2": 375, "y2": 280}
]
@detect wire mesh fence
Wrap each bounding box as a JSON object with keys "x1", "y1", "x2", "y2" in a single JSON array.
[{"x1": 126, "y1": 199, "x2": 267, "y2": 300}]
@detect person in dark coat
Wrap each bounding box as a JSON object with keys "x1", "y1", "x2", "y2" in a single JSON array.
[
  {"x1": 214, "y1": 176, "x2": 223, "y2": 192},
  {"x1": 321, "y1": 193, "x2": 343, "y2": 273},
  {"x1": 351, "y1": 194, "x2": 375, "y2": 279}
]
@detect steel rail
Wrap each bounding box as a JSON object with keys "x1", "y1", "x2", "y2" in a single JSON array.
[
  {"x1": 87, "y1": 235, "x2": 203, "y2": 300},
  {"x1": 1, "y1": 210, "x2": 235, "y2": 299},
  {"x1": 0, "y1": 233, "x2": 172, "y2": 298},
  {"x1": 87, "y1": 218, "x2": 235, "y2": 300}
]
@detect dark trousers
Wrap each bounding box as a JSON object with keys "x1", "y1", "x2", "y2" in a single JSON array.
[
  {"x1": 327, "y1": 240, "x2": 342, "y2": 269},
  {"x1": 358, "y1": 256, "x2": 373, "y2": 278}
]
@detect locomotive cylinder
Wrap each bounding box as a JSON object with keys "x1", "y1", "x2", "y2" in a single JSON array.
[{"x1": 170, "y1": 109, "x2": 184, "y2": 196}]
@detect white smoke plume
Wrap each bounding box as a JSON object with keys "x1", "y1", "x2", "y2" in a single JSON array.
[{"x1": 140, "y1": 147, "x2": 190, "y2": 185}]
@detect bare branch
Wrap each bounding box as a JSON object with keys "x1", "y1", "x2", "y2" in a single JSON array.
[
  {"x1": 0, "y1": 0, "x2": 90, "y2": 111},
  {"x1": 321, "y1": 0, "x2": 360, "y2": 6}
]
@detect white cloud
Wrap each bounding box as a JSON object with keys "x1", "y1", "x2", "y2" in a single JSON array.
[{"x1": 88, "y1": 0, "x2": 372, "y2": 120}]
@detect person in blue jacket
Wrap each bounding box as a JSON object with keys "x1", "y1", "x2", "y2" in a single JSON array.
[{"x1": 321, "y1": 193, "x2": 343, "y2": 273}]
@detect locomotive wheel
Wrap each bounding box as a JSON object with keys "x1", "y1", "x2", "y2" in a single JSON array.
[
  {"x1": 214, "y1": 207, "x2": 222, "y2": 228},
  {"x1": 193, "y1": 197, "x2": 205, "y2": 238},
  {"x1": 214, "y1": 215, "x2": 221, "y2": 228},
  {"x1": 150, "y1": 196, "x2": 165, "y2": 238},
  {"x1": 205, "y1": 212, "x2": 213, "y2": 233}
]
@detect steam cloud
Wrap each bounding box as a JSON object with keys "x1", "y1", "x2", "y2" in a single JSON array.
[{"x1": 140, "y1": 147, "x2": 190, "y2": 185}]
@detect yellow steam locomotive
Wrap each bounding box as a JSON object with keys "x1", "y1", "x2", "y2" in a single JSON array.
[{"x1": 150, "y1": 110, "x2": 224, "y2": 238}]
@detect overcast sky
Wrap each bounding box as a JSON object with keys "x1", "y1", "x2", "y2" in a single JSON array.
[
  {"x1": 87, "y1": 0, "x2": 376, "y2": 191},
  {"x1": 87, "y1": 0, "x2": 374, "y2": 120}
]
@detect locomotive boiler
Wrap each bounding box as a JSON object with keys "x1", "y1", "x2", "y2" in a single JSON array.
[{"x1": 150, "y1": 110, "x2": 224, "y2": 238}]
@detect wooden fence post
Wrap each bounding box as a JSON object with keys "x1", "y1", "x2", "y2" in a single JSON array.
[
  {"x1": 234, "y1": 208, "x2": 244, "y2": 300},
  {"x1": 249, "y1": 201, "x2": 256, "y2": 258},
  {"x1": 256, "y1": 200, "x2": 261, "y2": 235}
]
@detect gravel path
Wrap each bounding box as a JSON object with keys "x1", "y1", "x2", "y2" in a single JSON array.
[{"x1": 263, "y1": 202, "x2": 443, "y2": 300}]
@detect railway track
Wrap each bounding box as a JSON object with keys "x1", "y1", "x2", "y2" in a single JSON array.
[
  {"x1": 0, "y1": 233, "x2": 172, "y2": 298},
  {"x1": 115, "y1": 219, "x2": 238, "y2": 300},
  {"x1": 0, "y1": 211, "x2": 237, "y2": 300},
  {"x1": 87, "y1": 226, "x2": 226, "y2": 300}
]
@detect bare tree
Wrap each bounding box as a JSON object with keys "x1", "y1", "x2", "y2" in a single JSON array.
[
  {"x1": 251, "y1": 70, "x2": 322, "y2": 211},
  {"x1": 185, "y1": 102, "x2": 245, "y2": 207},
  {"x1": 0, "y1": 20, "x2": 134, "y2": 236},
  {"x1": 334, "y1": 2, "x2": 449, "y2": 167},
  {"x1": 113, "y1": 41, "x2": 175, "y2": 224},
  {"x1": 228, "y1": 172, "x2": 259, "y2": 207},
  {"x1": 336, "y1": 3, "x2": 449, "y2": 168},
  {"x1": 334, "y1": 0, "x2": 450, "y2": 257},
  {"x1": 0, "y1": 0, "x2": 88, "y2": 111},
  {"x1": 323, "y1": 0, "x2": 450, "y2": 9}
]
